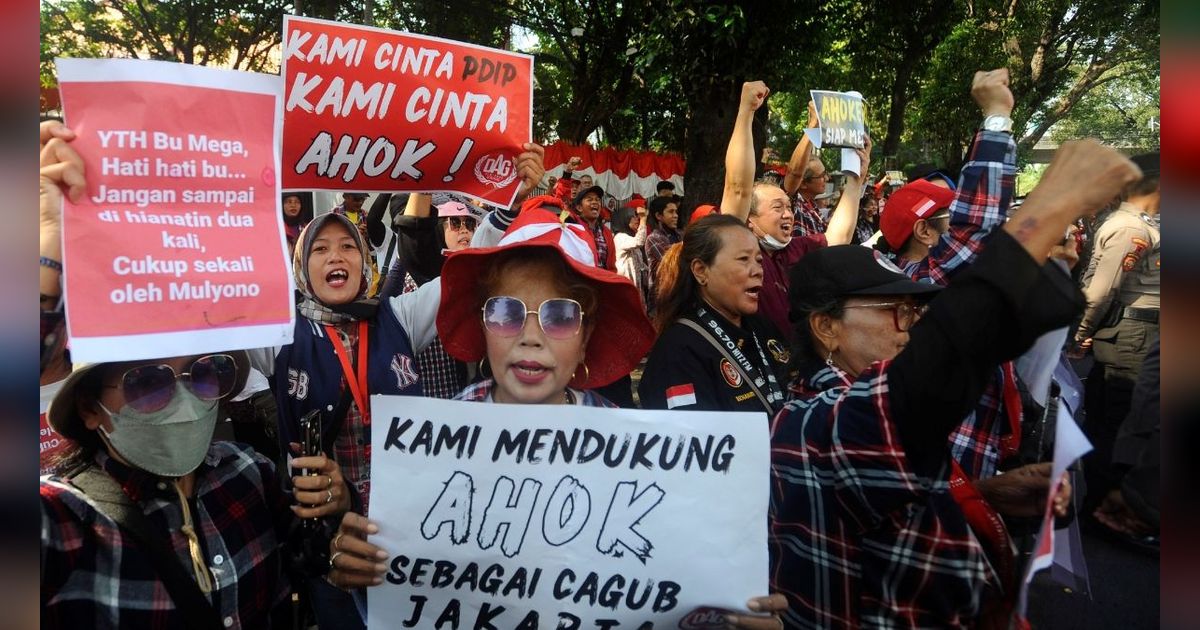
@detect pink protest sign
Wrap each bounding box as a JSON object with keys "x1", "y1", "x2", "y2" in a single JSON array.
[{"x1": 57, "y1": 58, "x2": 293, "y2": 362}]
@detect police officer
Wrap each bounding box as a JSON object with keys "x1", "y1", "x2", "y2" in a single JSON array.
[{"x1": 1076, "y1": 151, "x2": 1159, "y2": 506}]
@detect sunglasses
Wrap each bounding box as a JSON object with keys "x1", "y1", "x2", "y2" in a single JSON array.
[
  {"x1": 482, "y1": 297, "x2": 584, "y2": 340},
  {"x1": 842, "y1": 301, "x2": 929, "y2": 332},
  {"x1": 104, "y1": 354, "x2": 239, "y2": 413},
  {"x1": 446, "y1": 216, "x2": 477, "y2": 231}
]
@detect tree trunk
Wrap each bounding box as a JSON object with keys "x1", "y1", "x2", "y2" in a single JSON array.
[
  {"x1": 882, "y1": 60, "x2": 917, "y2": 157},
  {"x1": 682, "y1": 83, "x2": 739, "y2": 208}
]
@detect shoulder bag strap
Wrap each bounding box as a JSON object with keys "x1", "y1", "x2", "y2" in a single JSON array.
[{"x1": 677, "y1": 317, "x2": 775, "y2": 414}]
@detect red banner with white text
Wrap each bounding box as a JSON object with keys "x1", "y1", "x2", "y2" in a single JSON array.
[{"x1": 281, "y1": 16, "x2": 533, "y2": 208}]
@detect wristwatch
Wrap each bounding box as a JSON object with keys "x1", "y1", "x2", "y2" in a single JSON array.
[{"x1": 982, "y1": 115, "x2": 1013, "y2": 133}]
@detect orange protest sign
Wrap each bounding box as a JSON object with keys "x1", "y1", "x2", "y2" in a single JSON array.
[
  {"x1": 57, "y1": 58, "x2": 293, "y2": 362},
  {"x1": 281, "y1": 16, "x2": 534, "y2": 207}
]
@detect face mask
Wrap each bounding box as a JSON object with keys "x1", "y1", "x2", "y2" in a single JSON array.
[
  {"x1": 99, "y1": 383, "x2": 218, "y2": 477},
  {"x1": 760, "y1": 234, "x2": 790, "y2": 251}
]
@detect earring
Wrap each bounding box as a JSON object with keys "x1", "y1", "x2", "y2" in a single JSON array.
[
  {"x1": 478, "y1": 357, "x2": 492, "y2": 378},
  {"x1": 825, "y1": 350, "x2": 834, "y2": 366},
  {"x1": 572, "y1": 362, "x2": 590, "y2": 384}
]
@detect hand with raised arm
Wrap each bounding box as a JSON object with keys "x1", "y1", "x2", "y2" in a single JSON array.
[
  {"x1": 782, "y1": 100, "x2": 819, "y2": 196},
  {"x1": 823, "y1": 133, "x2": 872, "y2": 246},
  {"x1": 972, "y1": 68, "x2": 1014, "y2": 119},
  {"x1": 721, "y1": 81, "x2": 769, "y2": 222},
  {"x1": 1004, "y1": 140, "x2": 1140, "y2": 263}
]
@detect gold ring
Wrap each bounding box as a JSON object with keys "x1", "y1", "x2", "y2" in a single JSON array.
[
  {"x1": 334, "y1": 533, "x2": 344, "y2": 550},
  {"x1": 325, "y1": 476, "x2": 334, "y2": 489},
  {"x1": 330, "y1": 551, "x2": 344, "y2": 568},
  {"x1": 326, "y1": 489, "x2": 334, "y2": 504}
]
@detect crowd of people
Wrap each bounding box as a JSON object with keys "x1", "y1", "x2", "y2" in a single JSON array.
[{"x1": 38, "y1": 64, "x2": 1159, "y2": 630}]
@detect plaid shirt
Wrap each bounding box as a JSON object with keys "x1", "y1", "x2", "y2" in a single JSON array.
[
  {"x1": 454, "y1": 378, "x2": 617, "y2": 408},
  {"x1": 898, "y1": 130, "x2": 1019, "y2": 480},
  {"x1": 644, "y1": 226, "x2": 681, "y2": 293},
  {"x1": 791, "y1": 194, "x2": 828, "y2": 239},
  {"x1": 770, "y1": 364, "x2": 993, "y2": 629},
  {"x1": 41, "y1": 443, "x2": 294, "y2": 628},
  {"x1": 403, "y1": 273, "x2": 467, "y2": 399}
]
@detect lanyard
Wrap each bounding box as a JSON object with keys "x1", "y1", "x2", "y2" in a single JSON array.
[
  {"x1": 693, "y1": 306, "x2": 785, "y2": 410},
  {"x1": 324, "y1": 321, "x2": 370, "y2": 425}
]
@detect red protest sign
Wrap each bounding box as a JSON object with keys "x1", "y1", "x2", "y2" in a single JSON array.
[
  {"x1": 281, "y1": 16, "x2": 533, "y2": 207},
  {"x1": 57, "y1": 58, "x2": 294, "y2": 362}
]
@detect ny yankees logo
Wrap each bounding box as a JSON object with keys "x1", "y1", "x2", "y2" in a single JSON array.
[{"x1": 390, "y1": 353, "x2": 419, "y2": 389}]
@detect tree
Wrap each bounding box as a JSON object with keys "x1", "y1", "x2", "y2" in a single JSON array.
[
  {"x1": 374, "y1": 0, "x2": 511, "y2": 48},
  {"x1": 638, "y1": 1, "x2": 824, "y2": 205},
  {"x1": 511, "y1": 0, "x2": 651, "y2": 144},
  {"x1": 909, "y1": 0, "x2": 1159, "y2": 170},
  {"x1": 833, "y1": 0, "x2": 962, "y2": 157},
  {"x1": 40, "y1": 0, "x2": 290, "y2": 87}
]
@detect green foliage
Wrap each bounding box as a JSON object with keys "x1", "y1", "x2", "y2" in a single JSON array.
[
  {"x1": 41, "y1": 0, "x2": 289, "y2": 88},
  {"x1": 40, "y1": 0, "x2": 1160, "y2": 179}
]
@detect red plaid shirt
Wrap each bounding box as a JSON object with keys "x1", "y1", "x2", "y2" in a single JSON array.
[
  {"x1": 898, "y1": 130, "x2": 1019, "y2": 480},
  {"x1": 770, "y1": 364, "x2": 993, "y2": 629},
  {"x1": 41, "y1": 443, "x2": 295, "y2": 628},
  {"x1": 791, "y1": 193, "x2": 828, "y2": 239}
]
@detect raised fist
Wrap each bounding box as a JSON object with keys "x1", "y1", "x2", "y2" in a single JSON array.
[
  {"x1": 972, "y1": 68, "x2": 1014, "y2": 118},
  {"x1": 741, "y1": 81, "x2": 769, "y2": 112}
]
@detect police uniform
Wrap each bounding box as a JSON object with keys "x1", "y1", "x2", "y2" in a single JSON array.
[
  {"x1": 639, "y1": 308, "x2": 790, "y2": 415},
  {"x1": 1077, "y1": 201, "x2": 1160, "y2": 502}
]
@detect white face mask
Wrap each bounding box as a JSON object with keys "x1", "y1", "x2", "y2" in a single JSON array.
[
  {"x1": 759, "y1": 234, "x2": 791, "y2": 251},
  {"x1": 98, "y1": 383, "x2": 218, "y2": 477}
]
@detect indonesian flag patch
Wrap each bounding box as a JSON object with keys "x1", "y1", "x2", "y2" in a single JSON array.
[{"x1": 665, "y1": 383, "x2": 697, "y2": 409}]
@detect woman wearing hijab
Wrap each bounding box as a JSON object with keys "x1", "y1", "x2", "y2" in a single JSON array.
[
  {"x1": 281, "y1": 191, "x2": 313, "y2": 256},
  {"x1": 323, "y1": 207, "x2": 790, "y2": 629}
]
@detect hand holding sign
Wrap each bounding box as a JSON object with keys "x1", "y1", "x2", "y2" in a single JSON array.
[
  {"x1": 806, "y1": 99, "x2": 819, "y2": 129},
  {"x1": 513, "y1": 142, "x2": 546, "y2": 201},
  {"x1": 329, "y1": 512, "x2": 388, "y2": 589},
  {"x1": 40, "y1": 121, "x2": 86, "y2": 220}
]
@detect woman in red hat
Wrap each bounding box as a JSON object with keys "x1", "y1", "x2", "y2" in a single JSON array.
[
  {"x1": 440, "y1": 207, "x2": 655, "y2": 405},
  {"x1": 326, "y1": 206, "x2": 790, "y2": 628}
]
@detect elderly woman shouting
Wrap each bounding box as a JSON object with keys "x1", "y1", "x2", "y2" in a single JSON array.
[{"x1": 769, "y1": 140, "x2": 1140, "y2": 629}]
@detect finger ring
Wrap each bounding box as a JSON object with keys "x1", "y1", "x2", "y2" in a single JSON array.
[
  {"x1": 330, "y1": 551, "x2": 344, "y2": 569},
  {"x1": 326, "y1": 489, "x2": 334, "y2": 504},
  {"x1": 334, "y1": 533, "x2": 344, "y2": 550},
  {"x1": 325, "y1": 476, "x2": 334, "y2": 489}
]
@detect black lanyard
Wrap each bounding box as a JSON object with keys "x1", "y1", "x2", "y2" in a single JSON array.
[{"x1": 692, "y1": 306, "x2": 785, "y2": 412}]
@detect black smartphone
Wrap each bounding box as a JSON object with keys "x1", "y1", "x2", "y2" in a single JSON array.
[{"x1": 298, "y1": 409, "x2": 321, "y2": 477}]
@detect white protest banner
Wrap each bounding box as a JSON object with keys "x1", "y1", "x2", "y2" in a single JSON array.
[
  {"x1": 367, "y1": 396, "x2": 770, "y2": 629},
  {"x1": 57, "y1": 58, "x2": 292, "y2": 362}
]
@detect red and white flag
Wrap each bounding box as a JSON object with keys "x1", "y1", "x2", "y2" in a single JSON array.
[{"x1": 666, "y1": 383, "x2": 697, "y2": 409}]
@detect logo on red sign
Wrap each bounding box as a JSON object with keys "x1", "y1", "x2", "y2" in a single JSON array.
[{"x1": 474, "y1": 151, "x2": 518, "y2": 188}]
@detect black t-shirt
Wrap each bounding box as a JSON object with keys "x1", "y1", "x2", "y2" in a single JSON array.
[{"x1": 639, "y1": 310, "x2": 790, "y2": 415}]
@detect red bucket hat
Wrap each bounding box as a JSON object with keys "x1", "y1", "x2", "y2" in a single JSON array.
[
  {"x1": 438, "y1": 208, "x2": 655, "y2": 389},
  {"x1": 879, "y1": 179, "x2": 957, "y2": 250}
]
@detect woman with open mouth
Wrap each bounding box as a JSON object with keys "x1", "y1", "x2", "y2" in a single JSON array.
[{"x1": 638, "y1": 214, "x2": 790, "y2": 416}]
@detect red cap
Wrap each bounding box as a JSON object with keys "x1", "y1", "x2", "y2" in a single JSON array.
[
  {"x1": 879, "y1": 180, "x2": 956, "y2": 250},
  {"x1": 629, "y1": 194, "x2": 647, "y2": 208},
  {"x1": 689, "y1": 204, "x2": 719, "y2": 225}
]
